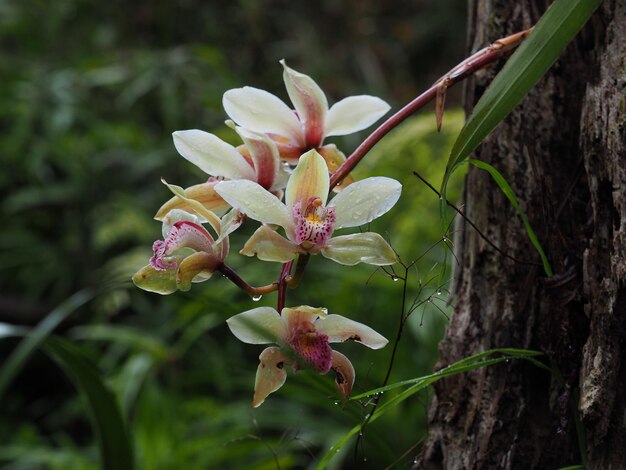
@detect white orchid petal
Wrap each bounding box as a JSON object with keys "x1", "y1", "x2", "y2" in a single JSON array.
[
  {"x1": 324, "y1": 95, "x2": 391, "y2": 137},
  {"x1": 172, "y1": 130, "x2": 255, "y2": 181},
  {"x1": 240, "y1": 225, "x2": 302, "y2": 263},
  {"x1": 223, "y1": 87, "x2": 303, "y2": 145},
  {"x1": 281, "y1": 60, "x2": 328, "y2": 147},
  {"x1": 316, "y1": 314, "x2": 388, "y2": 349},
  {"x1": 322, "y1": 233, "x2": 398, "y2": 266},
  {"x1": 253, "y1": 347, "x2": 290, "y2": 408},
  {"x1": 329, "y1": 177, "x2": 401, "y2": 229},
  {"x1": 215, "y1": 180, "x2": 292, "y2": 230},
  {"x1": 285, "y1": 149, "x2": 330, "y2": 208},
  {"x1": 235, "y1": 127, "x2": 280, "y2": 190},
  {"x1": 227, "y1": 307, "x2": 287, "y2": 345}
]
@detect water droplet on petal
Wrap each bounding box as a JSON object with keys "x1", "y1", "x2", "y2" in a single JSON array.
[
  {"x1": 321, "y1": 307, "x2": 328, "y2": 314},
  {"x1": 251, "y1": 294, "x2": 262, "y2": 302}
]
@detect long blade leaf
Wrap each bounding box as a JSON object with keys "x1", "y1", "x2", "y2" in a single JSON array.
[
  {"x1": 43, "y1": 337, "x2": 134, "y2": 470},
  {"x1": 316, "y1": 348, "x2": 545, "y2": 468},
  {"x1": 0, "y1": 325, "x2": 134, "y2": 470},
  {"x1": 444, "y1": 0, "x2": 603, "y2": 178},
  {"x1": 0, "y1": 289, "x2": 94, "y2": 399},
  {"x1": 468, "y1": 159, "x2": 553, "y2": 276}
]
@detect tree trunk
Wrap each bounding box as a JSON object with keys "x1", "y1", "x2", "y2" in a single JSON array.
[{"x1": 418, "y1": 1, "x2": 626, "y2": 468}]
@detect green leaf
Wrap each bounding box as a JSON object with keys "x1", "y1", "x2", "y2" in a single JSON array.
[
  {"x1": 316, "y1": 348, "x2": 545, "y2": 469},
  {"x1": 0, "y1": 325, "x2": 134, "y2": 470},
  {"x1": 443, "y1": 0, "x2": 603, "y2": 181},
  {"x1": 468, "y1": 159, "x2": 553, "y2": 276},
  {"x1": 43, "y1": 337, "x2": 134, "y2": 470},
  {"x1": 70, "y1": 324, "x2": 170, "y2": 360},
  {"x1": 0, "y1": 289, "x2": 94, "y2": 399}
]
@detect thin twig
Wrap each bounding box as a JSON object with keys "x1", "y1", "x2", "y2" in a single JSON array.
[{"x1": 412, "y1": 170, "x2": 542, "y2": 267}]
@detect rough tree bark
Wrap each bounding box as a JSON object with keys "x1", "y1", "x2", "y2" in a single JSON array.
[{"x1": 418, "y1": 1, "x2": 625, "y2": 469}]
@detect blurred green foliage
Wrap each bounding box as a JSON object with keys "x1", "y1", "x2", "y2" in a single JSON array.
[{"x1": 0, "y1": 0, "x2": 466, "y2": 468}]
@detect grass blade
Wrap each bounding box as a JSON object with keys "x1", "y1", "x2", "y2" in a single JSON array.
[
  {"x1": 0, "y1": 289, "x2": 94, "y2": 399},
  {"x1": 43, "y1": 336, "x2": 134, "y2": 470},
  {"x1": 0, "y1": 323, "x2": 134, "y2": 470},
  {"x1": 316, "y1": 348, "x2": 545, "y2": 468},
  {"x1": 468, "y1": 159, "x2": 553, "y2": 276}
]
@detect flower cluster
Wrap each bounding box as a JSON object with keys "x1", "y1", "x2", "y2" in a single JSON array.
[{"x1": 134, "y1": 61, "x2": 399, "y2": 406}]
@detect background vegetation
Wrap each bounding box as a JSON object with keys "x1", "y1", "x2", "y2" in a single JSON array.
[{"x1": 0, "y1": 1, "x2": 467, "y2": 468}]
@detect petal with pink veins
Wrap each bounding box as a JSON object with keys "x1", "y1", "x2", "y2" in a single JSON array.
[
  {"x1": 235, "y1": 127, "x2": 280, "y2": 190},
  {"x1": 150, "y1": 221, "x2": 216, "y2": 271},
  {"x1": 281, "y1": 60, "x2": 328, "y2": 148}
]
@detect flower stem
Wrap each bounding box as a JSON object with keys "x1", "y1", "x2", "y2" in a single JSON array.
[
  {"x1": 286, "y1": 254, "x2": 310, "y2": 287},
  {"x1": 217, "y1": 263, "x2": 278, "y2": 296},
  {"x1": 329, "y1": 27, "x2": 533, "y2": 190},
  {"x1": 277, "y1": 261, "x2": 294, "y2": 312}
]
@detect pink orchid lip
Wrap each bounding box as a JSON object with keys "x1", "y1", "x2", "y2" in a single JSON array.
[
  {"x1": 292, "y1": 196, "x2": 336, "y2": 249},
  {"x1": 285, "y1": 316, "x2": 333, "y2": 374},
  {"x1": 149, "y1": 220, "x2": 217, "y2": 271}
]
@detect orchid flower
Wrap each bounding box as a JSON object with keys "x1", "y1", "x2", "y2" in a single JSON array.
[
  {"x1": 227, "y1": 305, "x2": 388, "y2": 407},
  {"x1": 222, "y1": 60, "x2": 391, "y2": 163},
  {"x1": 133, "y1": 203, "x2": 242, "y2": 294},
  {"x1": 155, "y1": 126, "x2": 289, "y2": 221},
  {"x1": 215, "y1": 149, "x2": 400, "y2": 266}
]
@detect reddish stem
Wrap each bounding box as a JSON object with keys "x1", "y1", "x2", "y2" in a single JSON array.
[
  {"x1": 218, "y1": 263, "x2": 278, "y2": 296},
  {"x1": 329, "y1": 28, "x2": 533, "y2": 189},
  {"x1": 277, "y1": 261, "x2": 294, "y2": 312}
]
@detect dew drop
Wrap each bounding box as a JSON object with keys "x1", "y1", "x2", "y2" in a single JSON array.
[
  {"x1": 251, "y1": 294, "x2": 262, "y2": 302},
  {"x1": 436, "y1": 290, "x2": 442, "y2": 295},
  {"x1": 391, "y1": 275, "x2": 399, "y2": 282},
  {"x1": 321, "y1": 307, "x2": 329, "y2": 314}
]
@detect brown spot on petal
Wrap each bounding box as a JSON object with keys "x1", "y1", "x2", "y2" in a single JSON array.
[
  {"x1": 330, "y1": 350, "x2": 355, "y2": 399},
  {"x1": 335, "y1": 371, "x2": 345, "y2": 384}
]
